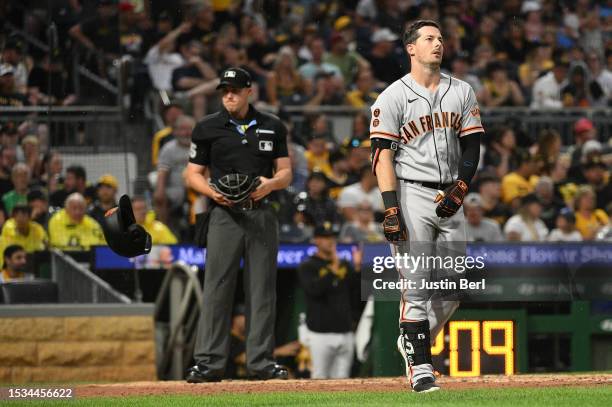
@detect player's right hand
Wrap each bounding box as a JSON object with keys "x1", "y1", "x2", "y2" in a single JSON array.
[
  {"x1": 210, "y1": 190, "x2": 232, "y2": 206},
  {"x1": 382, "y1": 207, "x2": 408, "y2": 242}
]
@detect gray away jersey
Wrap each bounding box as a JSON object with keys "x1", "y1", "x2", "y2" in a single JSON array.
[{"x1": 370, "y1": 73, "x2": 483, "y2": 184}]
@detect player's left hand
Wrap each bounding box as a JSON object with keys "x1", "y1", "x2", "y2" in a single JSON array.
[
  {"x1": 434, "y1": 180, "x2": 468, "y2": 218},
  {"x1": 250, "y1": 176, "x2": 273, "y2": 201}
]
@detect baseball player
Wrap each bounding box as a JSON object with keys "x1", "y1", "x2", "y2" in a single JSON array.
[{"x1": 370, "y1": 20, "x2": 483, "y2": 392}]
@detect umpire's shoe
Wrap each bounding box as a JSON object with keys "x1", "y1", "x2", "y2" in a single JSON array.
[
  {"x1": 185, "y1": 364, "x2": 223, "y2": 383},
  {"x1": 249, "y1": 364, "x2": 289, "y2": 380}
]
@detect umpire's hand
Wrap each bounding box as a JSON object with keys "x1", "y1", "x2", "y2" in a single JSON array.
[{"x1": 382, "y1": 207, "x2": 408, "y2": 242}]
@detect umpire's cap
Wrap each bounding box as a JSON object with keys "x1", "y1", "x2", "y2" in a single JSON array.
[{"x1": 102, "y1": 195, "x2": 152, "y2": 258}]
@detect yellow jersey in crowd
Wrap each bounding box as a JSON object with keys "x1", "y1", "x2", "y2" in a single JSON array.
[
  {"x1": 0, "y1": 219, "x2": 48, "y2": 256},
  {"x1": 141, "y1": 211, "x2": 178, "y2": 245},
  {"x1": 48, "y1": 209, "x2": 106, "y2": 251}
]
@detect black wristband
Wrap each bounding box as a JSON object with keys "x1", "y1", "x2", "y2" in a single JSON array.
[{"x1": 381, "y1": 191, "x2": 399, "y2": 210}]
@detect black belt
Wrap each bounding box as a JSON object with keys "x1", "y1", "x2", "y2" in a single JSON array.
[
  {"x1": 400, "y1": 179, "x2": 452, "y2": 190},
  {"x1": 229, "y1": 198, "x2": 269, "y2": 211}
]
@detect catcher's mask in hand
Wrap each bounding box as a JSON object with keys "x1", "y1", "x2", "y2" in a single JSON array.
[{"x1": 210, "y1": 173, "x2": 261, "y2": 205}]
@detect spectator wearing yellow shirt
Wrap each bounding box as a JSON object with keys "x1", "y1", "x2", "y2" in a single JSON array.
[
  {"x1": 304, "y1": 133, "x2": 333, "y2": 178},
  {"x1": 0, "y1": 244, "x2": 30, "y2": 283},
  {"x1": 574, "y1": 185, "x2": 609, "y2": 240},
  {"x1": 48, "y1": 193, "x2": 105, "y2": 251},
  {"x1": 131, "y1": 196, "x2": 177, "y2": 245},
  {"x1": 151, "y1": 104, "x2": 183, "y2": 167},
  {"x1": 345, "y1": 69, "x2": 379, "y2": 108},
  {"x1": 0, "y1": 204, "x2": 47, "y2": 256},
  {"x1": 501, "y1": 150, "x2": 539, "y2": 208}
]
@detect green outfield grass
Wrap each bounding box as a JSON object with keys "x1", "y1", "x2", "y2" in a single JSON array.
[{"x1": 6, "y1": 386, "x2": 612, "y2": 407}]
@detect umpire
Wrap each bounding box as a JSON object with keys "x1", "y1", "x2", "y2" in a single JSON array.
[{"x1": 184, "y1": 67, "x2": 292, "y2": 382}]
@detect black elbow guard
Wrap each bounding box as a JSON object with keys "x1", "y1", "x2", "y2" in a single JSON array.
[{"x1": 370, "y1": 137, "x2": 399, "y2": 175}]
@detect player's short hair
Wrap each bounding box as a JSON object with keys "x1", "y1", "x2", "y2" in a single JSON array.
[{"x1": 403, "y1": 20, "x2": 440, "y2": 46}]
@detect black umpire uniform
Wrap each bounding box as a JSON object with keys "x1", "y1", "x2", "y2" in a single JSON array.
[{"x1": 186, "y1": 68, "x2": 290, "y2": 382}]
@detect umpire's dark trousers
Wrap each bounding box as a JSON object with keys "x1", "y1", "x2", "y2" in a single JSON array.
[{"x1": 193, "y1": 204, "x2": 278, "y2": 372}]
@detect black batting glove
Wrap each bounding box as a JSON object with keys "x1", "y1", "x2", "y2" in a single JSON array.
[
  {"x1": 383, "y1": 207, "x2": 408, "y2": 242},
  {"x1": 381, "y1": 190, "x2": 408, "y2": 242},
  {"x1": 434, "y1": 180, "x2": 468, "y2": 218}
]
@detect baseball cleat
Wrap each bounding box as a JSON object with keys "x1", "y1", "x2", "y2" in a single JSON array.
[{"x1": 412, "y1": 376, "x2": 440, "y2": 393}]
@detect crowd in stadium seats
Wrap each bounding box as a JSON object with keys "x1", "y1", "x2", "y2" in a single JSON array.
[{"x1": 0, "y1": 0, "x2": 611, "y2": 254}]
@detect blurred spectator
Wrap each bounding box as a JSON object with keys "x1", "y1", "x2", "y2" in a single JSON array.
[
  {"x1": 578, "y1": 155, "x2": 612, "y2": 210},
  {"x1": 349, "y1": 112, "x2": 371, "y2": 142},
  {"x1": 171, "y1": 39, "x2": 219, "y2": 120},
  {"x1": 0, "y1": 245, "x2": 31, "y2": 283},
  {"x1": 504, "y1": 194, "x2": 549, "y2": 241},
  {"x1": 88, "y1": 174, "x2": 118, "y2": 226},
  {"x1": 2, "y1": 163, "x2": 30, "y2": 215},
  {"x1": 501, "y1": 150, "x2": 539, "y2": 208},
  {"x1": 306, "y1": 71, "x2": 346, "y2": 106},
  {"x1": 40, "y1": 150, "x2": 63, "y2": 195},
  {"x1": 21, "y1": 135, "x2": 42, "y2": 179},
  {"x1": 0, "y1": 124, "x2": 23, "y2": 161},
  {"x1": 266, "y1": 47, "x2": 307, "y2": 106},
  {"x1": 246, "y1": 22, "x2": 276, "y2": 81},
  {"x1": 573, "y1": 185, "x2": 609, "y2": 240},
  {"x1": 152, "y1": 104, "x2": 184, "y2": 167},
  {"x1": 480, "y1": 62, "x2": 525, "y2": 107},
  {"x1": 0, "y1": 204, "x2": 47, "y2": 256},
  {"x1": 295, "y1": 171, "x2": 341, "y2": 227},
  {"x1": 449, "y1": 52, "x2": 482, "y2": 94},
  {"x1": 27, "y1": 189, "x2": 49, "y2": 229},
  {"x1": 472, "y1": 44, "x2": 496, "y2": 79},
  {"x1": 297, "y1": 223, "x2": 360, "y2": 379},
  {"x1": 463, "y1": 193, "x2": 504, "y2": 242},
  {"x1": 49, "y1": 165, "x2": 88, "y2": 208},
  {"x1": 477, "y1": 173, "x2": 512, "y2": 226},
  {"x1": 534, "y1": 176, "x2": 565, "y2": 230},
  {"x1": 498, "y1": 20, "x2": 528, "y2": 64},
  {"x1": 0, "y1": 38, "x2": 27, "y2": 94},
  {"x1": 595, "y1": 203, "x2": 612, "y2": 241},
  {"x1": 346, "y1": 68, "x2": 379, "y2": 108},
  {"x1": 568, "y1": 118, "x2": 597, "y2": 171},
  {"x1": 324, "y1": 32, "x2": 367, "y2": 85},
  {"x1": 27, "y1": 54, "x2": 76, "y2": 106},
  {"x1": 0, "y1": 64, "x2": 28, "y2": 106},
  {"x1": 48, "y1": 193, "x2": 105, "y2": 251},
  {"x1": 154, "y1": 115, "x2": 193, "y2": 233},
  {"x1": 337, "y1": 165, "x2": 383, "y2": 222},
  {"x1": 185, "y1": 2, "x2": 216, "y2": 44},
  {"x1": 548, "y1": 208, "x2": 582, "y2": 242},
  {"x1": 518, "y1": 42, "x2": 554, "y2": 90},
  {"x1": 327, "y1": 150, "x2": 349, "y2": 199},
  {"x1": 298, "y1": 37, "x2": 342, "y2": 82},
  {"x1": 131, "y1": 196, "x2": 177, "y2": 245},
  {"x1": 288, "y1": 141, "x2": 308, "y2": 193},
  {"x1": 144, "y1": 22, "x2": 193, "y2": 92},
  {"x1": 304, "y1": 132, "x2": 332, "y2": 177},
  {"x1": 579, "y1": 11, "x2": 604, "y2": 54},
  {"x1": 344, "y1": 140, "x2": 371, "y2": 185},
  {"x1": 534, "y1": 129, "x2": 562, "y2": 176},
  {"x1": 366, "y1": 28, "x2": 402, "y2": 86},
  {"x1": 69, "y1": 0, "x2": 120, "y2": 76},
  {"x1": 483, "y1": 126, "x2": 520, "y2": 178},
  {"x1": 561, "y1": 63, "x2": 605, "y2": 107},
  {"x1": 339, "y1": 202, "x2": 384, "y2": 243},
  {"x1": 586, "y1": 50, "x2": 612, "y2": 104},
  {"x1": 530, "y1": 58, "x2": 569, "y2": 108},
  {"x1": 0, "y1": 146, "x2": 17, "y2": 198}
]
